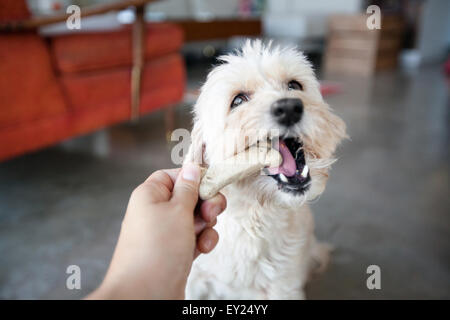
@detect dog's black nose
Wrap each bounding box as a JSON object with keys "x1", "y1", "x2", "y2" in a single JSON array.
[{"x1": 270, "y1": 98, "x2": 303, "y2": 127}]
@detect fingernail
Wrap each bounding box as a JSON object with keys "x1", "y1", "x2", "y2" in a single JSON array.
[
  {"x1": 204, "y1": 239, "x2": 212, "y2": 251},
  {"x1": 182, "y1": 163, "x2": 200, "y2": 182}
]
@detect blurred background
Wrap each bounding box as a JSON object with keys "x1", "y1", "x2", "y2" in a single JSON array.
[{"x1": 0, "y1": 0, "x2": 448, "y2": 299}]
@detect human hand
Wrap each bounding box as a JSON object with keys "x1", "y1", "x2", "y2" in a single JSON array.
[{"x1": 86, "y1": 163, "x2": 226, "y2": 300}]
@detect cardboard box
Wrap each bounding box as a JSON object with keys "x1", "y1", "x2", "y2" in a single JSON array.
[{"x1": 324, "y1": 14, "x2": 404, "y2": 76}]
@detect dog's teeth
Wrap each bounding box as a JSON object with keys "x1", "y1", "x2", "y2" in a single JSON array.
[
  {"x1": 301, "y1": 165, "x2": 309, "y2": 178},
  {"x1": 279, "y1": 173, "x2": 288, "y2": 183}
]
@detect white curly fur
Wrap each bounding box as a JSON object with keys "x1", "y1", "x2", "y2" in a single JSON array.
[{"x1": 185, "y1": 40, "x2": 347, "y2": 299}]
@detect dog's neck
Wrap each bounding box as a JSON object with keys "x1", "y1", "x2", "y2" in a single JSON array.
[{"x1": 220, "y1": 183, "x2": 309, "y2": 236}]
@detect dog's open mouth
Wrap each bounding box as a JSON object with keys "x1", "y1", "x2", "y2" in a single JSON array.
[{"x1": 265, "y1": 137, "x2": 311, "y2": 194}]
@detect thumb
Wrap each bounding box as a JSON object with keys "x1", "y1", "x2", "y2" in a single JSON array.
[{"x1": 171, "y1": 162, "x2": 201, "y2": 211}]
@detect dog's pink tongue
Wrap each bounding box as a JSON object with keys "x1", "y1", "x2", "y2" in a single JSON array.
[{"x1": 267, "y1": 141, "x2": 296, "y2": 177}]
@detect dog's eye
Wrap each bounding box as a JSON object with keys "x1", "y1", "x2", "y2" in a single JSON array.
[
  {"x1": 288, "y1": 80, "x2": 303, "y2": 91},
  {"x1": 231, "y1": 93, "x2": 249, "y2": 109}
]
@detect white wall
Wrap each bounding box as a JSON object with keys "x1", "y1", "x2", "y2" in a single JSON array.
[
  {"x1": 146, "y1": 0, "x2": 364, "y2": 41},
  {"x1": 146, "y1": 0, "x2": 363, "y2": 27},
  {"x1": 147, "y1": 0, "x2": 240, "y2": 19},
  {"x1": 266, "y1": 0, "x2": 362, "y2": 15},
  {"x1": 417, "y1": 0, "x2": 450, "y2": 63},
  {"x1": 263, "y1": 0, "x2": 362, "y2": 38},
  {"x1": 147, "y1": 0, "x2": 191, "y2": 19}
]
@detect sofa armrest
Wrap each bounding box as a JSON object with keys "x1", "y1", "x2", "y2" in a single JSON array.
[
  {"x1": 0, "y1": 0, "x2": 157, "y2": 32},
  {"x1": 1, "y1": 0, "x2": 166, "y2": 122}
]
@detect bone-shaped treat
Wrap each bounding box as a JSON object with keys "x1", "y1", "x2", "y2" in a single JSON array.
[{"x1": 199, "y1": 145, "x2": 282, "y2": 200}]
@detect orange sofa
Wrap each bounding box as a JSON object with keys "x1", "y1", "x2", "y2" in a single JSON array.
[{"x1": 0, "y1": 1, "x2": 185, "y2": 161}]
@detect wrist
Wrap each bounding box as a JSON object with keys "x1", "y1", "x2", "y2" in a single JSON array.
[{"x1": 84, "y1": 284, "x2": 113, "y2": 300}]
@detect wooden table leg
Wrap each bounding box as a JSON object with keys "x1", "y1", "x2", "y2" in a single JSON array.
[
  {"x1": 164, "y1": 104, "x2": 175, "y2": 142},
  {"x1": 130, "y1": 5, "x2": 145, "y2": 121}
]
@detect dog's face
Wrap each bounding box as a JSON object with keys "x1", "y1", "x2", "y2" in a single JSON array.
[{"x1": 188, "y1": 40, "x2": 347, "y2": 205}]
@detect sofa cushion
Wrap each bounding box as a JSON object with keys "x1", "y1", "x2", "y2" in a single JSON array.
[
  {"x1": 60, "y1": 53, "x2": 185, "y2": 113},
  {"x1": 0, "y1": 83, "x2": 184, "y2": 161},
  {"x1": 51, "y1": 23, "x2": 183, "y2": 74},
  {"x1": 0, "y1": 33, "x2": 67, "y2": 128},
  {"x1": 0, "y1": 0, "x2": 30, "y2": 22},
  {"x1": 0, "y1": 53, "x2": 185, "y2": 161}
]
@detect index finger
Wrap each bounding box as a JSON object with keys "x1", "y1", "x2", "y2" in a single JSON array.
[
  {"x1": 145, "y1": 168, "x2": 181, "y2": 186},
  {"x1": 139, "y1": 168, "x2": 181, "y2": 203},
  {"x1": 161, "y1": 168, "x2": 181, "y2": 185}
]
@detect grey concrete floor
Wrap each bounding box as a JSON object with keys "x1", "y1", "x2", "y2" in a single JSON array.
[{"x1": 0, "y1": 64, "x2": 448, "y2": 299}]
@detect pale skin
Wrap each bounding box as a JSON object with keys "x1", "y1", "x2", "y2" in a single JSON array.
[{"x1": 86, "y1": 163, "x2": 226, "y2": 299}]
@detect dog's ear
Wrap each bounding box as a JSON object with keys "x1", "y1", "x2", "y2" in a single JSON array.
[
  {"x1": 318, "y1": 106, "x2": 348, "y2": 158},
  {"x1": 326, "y1": 108, "x2": 347, "y2": 145},
  {"x1": 184, "y1": 120, "x2": 205, "y2": 165},
  {"x1": 304, "y1": 103, "x2": 348, "y2": 159}
]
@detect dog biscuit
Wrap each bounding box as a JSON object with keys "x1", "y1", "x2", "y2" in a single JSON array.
[{"x1": 199, "y1": 145, "x2": 282, "y2": 200}]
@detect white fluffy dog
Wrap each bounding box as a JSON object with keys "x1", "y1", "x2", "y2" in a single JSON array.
[{"x1": 185, "y1": 40, "x2": 347, "y2": 299}]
